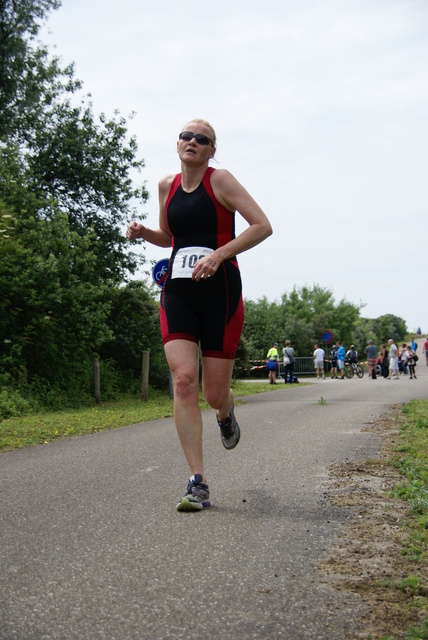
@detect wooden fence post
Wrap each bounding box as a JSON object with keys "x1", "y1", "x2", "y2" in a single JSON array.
[
  {"x1": 141, "y1": 350, "x2": 150, "y2": 402},
  {"x1": 93, "y1": 357, "x2": 101, "y2": 404}
]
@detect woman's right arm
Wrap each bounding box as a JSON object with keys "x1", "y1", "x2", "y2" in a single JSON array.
[
  {"x1": 126, "y1": 175, "x2": 174, "y2": 248},
  {"x1": 126, "y1": 222, "x2": 172, "y2": 246}
]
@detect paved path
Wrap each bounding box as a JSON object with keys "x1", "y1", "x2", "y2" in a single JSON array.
[{"x1": 1, "y1": 347, "x2": 427, "y2": 639}]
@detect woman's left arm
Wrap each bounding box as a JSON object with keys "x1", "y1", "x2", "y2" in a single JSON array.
[
  {"x1": 212, "y1": 169, "x2": 272, "y2": 259},
  {"x1": 191, "y1": 169, "x2": 272, "y2": 280}
]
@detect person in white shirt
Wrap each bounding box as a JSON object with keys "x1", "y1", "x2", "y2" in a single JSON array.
[
  {"x1": 388, "y1": 339, "x2": 399, "y2": 380},
  {"x1": 313, "y1": 344, "x2": 325, "y2": 380}
]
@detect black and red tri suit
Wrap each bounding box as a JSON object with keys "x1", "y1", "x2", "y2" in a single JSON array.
[{"x1": 159, "y1": 167, "x2": 244, "y2": 359}]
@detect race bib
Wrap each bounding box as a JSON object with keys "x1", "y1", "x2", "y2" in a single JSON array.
[{"x1": 171, "y1": 246, "x2": 213, "y2": 279}]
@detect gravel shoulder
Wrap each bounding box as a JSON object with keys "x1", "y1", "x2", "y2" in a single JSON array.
[{"x1": 321, "y1": 405, "x2": 427, "y2": 639}]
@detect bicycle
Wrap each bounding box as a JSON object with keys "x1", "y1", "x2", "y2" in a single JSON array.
[{"x1": 344, "y1": 361, "x2": 364, "y2": 379}]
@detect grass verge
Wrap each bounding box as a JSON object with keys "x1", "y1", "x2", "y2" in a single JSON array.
[
  {"x1": 392, "y1": 400, "x2": 428, "y2": 565},
  {"x1": 0, "y1": 379, "x2": 292, "y2": 451},
  {"x1": 369, "y1": 399, "x2": 428, "y2": 640}
]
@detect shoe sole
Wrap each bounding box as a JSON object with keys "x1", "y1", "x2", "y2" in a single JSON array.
[{"x1": 176, "y1": 497, "x2": 210, "y2": 512}]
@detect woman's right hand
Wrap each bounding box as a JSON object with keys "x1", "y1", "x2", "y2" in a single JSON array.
[{"x1": 126, "y1": 221, "x2": 145, "y2": 240}]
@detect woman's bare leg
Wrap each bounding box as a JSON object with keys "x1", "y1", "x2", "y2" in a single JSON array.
[
  {"x1": 164, "y1": 340, "x2": 206, "y2": 482},
  {"x1": 201, "y1": 356, "x2": 235, "y2": 421}
]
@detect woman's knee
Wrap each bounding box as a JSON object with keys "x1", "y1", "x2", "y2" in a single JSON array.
[
  {"x1": 173, "y1": 369, "x2": 199, "y2": 401},
  {"x1": 203, "y1": 384, "x2": 231, "y2": 410}
]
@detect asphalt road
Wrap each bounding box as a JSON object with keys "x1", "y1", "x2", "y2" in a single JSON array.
[{"x1": 1, "y1": 349, "x2": 427, "y2": 640}]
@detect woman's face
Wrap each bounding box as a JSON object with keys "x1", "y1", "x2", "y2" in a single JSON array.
[{"x1": 177, "y1": 121, "x2": 216, "y2": 164}]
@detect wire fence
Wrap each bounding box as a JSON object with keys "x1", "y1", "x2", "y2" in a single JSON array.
[
  {"x1": 248, "y1": 357, "x2": 369, "y2": 380},
  {"x1": 249, "y1": 357, "x2": 317, "y2": 378}
]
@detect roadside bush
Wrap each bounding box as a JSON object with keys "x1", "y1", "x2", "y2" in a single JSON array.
[{"x1": 0, "y1": 388, "x2": 31, "y2": 420}]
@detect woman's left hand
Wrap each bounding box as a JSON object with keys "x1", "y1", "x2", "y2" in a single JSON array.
[{"x1": 192, "y1": 254, "x2": 220, "y2": 281}]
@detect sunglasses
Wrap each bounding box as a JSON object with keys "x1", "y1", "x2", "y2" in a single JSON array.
[{"x1": 179, "y1": 131, "x2": 214, "y2": 147}]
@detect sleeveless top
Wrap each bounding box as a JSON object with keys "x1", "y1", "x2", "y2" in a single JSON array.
[{"x1": 165, "y1": 167, "x2": 237, "y2": 261}]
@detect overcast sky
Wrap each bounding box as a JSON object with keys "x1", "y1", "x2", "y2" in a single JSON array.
[{"x1": 41, "y1": 0, "x2": 427, "y2": 334}]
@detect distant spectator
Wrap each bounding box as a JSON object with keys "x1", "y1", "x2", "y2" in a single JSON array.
[
  {"x1": 313, "y1": 344, "x2": 325, "y2": 380},
  {"x1": 405, "y1": 346, "x2": 417, "y2": 379},
  {"x1": 376, "y1": 351, "x2": 383, "y2": 374},
  {"x1": 282, "y1": 340, "x2": 295, "y2": 384},
  {"x1": 388, "y1": 339, "x2": 399, "y2": 380},
  {"x1": 330, "y1": 344, "x2": 338, "y2": 379},
  {"x1": 399, "y1": 344, "x2": 408, "y2": 375},
  {"x1": 266, "y1": 342, "x2": 279, "y2": 384},
  {"x1": 337, "y1": 341, "x2": 346, "y2": 379},
  {"x1": 424, "y1": 336, "x2": 428, "y2": 366},
  {"x1": 380, "y1": 344, "x2": 389, "y2": 378},
  {"x1": 365, "y1": 340, "x2": 377, "y2": 379}
]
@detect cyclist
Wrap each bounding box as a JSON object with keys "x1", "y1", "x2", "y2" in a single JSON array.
[{"x1": 346, "y1": 345, "x2": 358, "y2": 364}]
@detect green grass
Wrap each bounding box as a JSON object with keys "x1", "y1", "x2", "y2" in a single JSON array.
[
  {"x1": 0, "y1": 379, "x2": 290, "y2": 451},
  {"x1": 373, "y1": 620, "x2": 428, "y2": 640},
  {"x1": 373, "y1": 399, "x2": 428, "y2": 640},
  {"x1": 392, "y1": 400, "x2": 428, "y2": 563}
]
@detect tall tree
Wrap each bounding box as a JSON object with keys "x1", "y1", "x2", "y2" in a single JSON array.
[
  {"x1": 0, "y1": 0, "x2": 151, "y2": 404},
  {"x1": 1, "y1": 0, "x2": 148, "y2": 283},
  {"x1": 373, "y1": 314, "x2": 407, "y2": 344},
  {"x1": 1, "y1": 0, "x2": 68, "y2": 144},
  {"x1": 243, "y1": 285, "x2": 362, "y2": 359},
  {"x1": 243, "y1": 297, "x2": 283, "y2": 357},
  {"x1": 99, "y1": 281, "x2": 168, "y2": 390},
  {"x1": 0, "y1": 179, "x2": 113, "y2": 392}
]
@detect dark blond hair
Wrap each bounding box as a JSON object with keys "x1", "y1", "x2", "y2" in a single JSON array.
[{"x1": 183, "y1": 118, "x2": 217, "y2": 148}]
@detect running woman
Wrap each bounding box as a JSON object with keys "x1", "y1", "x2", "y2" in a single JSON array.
[{"x1": 127, "y1": 119, "x2": 272, "y2": 511}]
